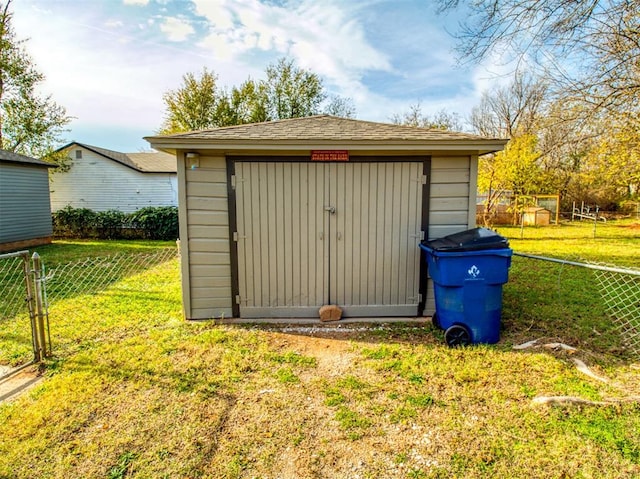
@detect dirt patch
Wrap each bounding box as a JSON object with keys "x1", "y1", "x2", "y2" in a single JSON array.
[
  {"x1": 268, "y1": 330, "x2": 356, "y2": 377},
  {"x1": 621, "y1": 223, "x2": 640, "y2": 229},
  {"x1": 0, "y1": 365, "x2": 42, "y2": 403}
]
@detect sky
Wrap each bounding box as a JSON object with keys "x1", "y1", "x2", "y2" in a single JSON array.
[{"x1": 12, "y1": 0, "x2": 513, "y2": 153}]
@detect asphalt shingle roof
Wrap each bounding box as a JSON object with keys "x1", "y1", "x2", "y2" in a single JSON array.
[
  {"x1": 148, "y1": 115, "x2": 502, "y2": 142},
  {"x1": 0, "y1": 149, "x2": 56, "y2": 167},
  {"x1": 60, "y1": 142, "x2": 176, "y2": 173},
  {"x1": 121, "y1": 152, "x2": 176, "y2": 173}
]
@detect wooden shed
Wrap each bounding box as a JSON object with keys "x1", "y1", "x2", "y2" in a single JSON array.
[
  {"x1": 523, "y1": 207, "x2": 552, "y2": 226},
  {"x1": 145, "y1": 116, "x2": 507, "y2": 320},
  {"x1": 0, "y1": 149, "x2": 56, "y2": 253}
]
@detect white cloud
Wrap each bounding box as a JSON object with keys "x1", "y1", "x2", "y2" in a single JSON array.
[
  {"x1": 159, "y1": 17, "x2": 195, "y2": 42},
  {"x1": 193, "y1": 0, "x2": 391, "y2": 98},
  {"x1": 9, "y1": 0, "x2": 512, "y2": 151},
  {"x1": 123, "y1": 0, "x2": 149, "y2": 5},
  {"x1": 105, "y1": 19, "x2": 124, "y2": 28},
  {"x1": 11, "y1": 3, "x2": 206, "y2": 139},
  {"x1": 193, "y1": 0, "x2": 235, "y2": 30}
]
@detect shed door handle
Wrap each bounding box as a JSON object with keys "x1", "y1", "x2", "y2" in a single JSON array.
[{"x1": 324, "y1": 206, "x2": 336, "y2": 215}]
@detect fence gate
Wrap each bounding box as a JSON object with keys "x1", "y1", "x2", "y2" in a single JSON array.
[{"x1": 0, "y1": 250, "x2": 50, "y2": 380}]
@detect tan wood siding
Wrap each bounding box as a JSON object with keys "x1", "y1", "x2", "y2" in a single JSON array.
[
  {"x1": 468, "y1": 155, "x2": 479, "y2": 227},
  {"x1": 425, "y1": 155, "x2": 475, "y2": 315},
  {"x1": 188, "y1": 225, "x2": 229, "y2": 238},
  {"x1": 428, "y1": 156, "x2": 473, "y2": 239},
  {"x1": 176, "y1": 154, "x2": 191, "y2": 318},
  {"x1": 183, "y1": 155, "x2": 232, "y2": 319}
]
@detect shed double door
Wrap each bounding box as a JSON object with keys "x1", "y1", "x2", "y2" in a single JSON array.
[{"x1": 234, "y1": 161, "x2": 424, "y2": 318}]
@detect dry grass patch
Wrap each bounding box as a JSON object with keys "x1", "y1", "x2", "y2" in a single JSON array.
[{"x1": 1, "y1": 319, "x2": 639, "y2": 478}]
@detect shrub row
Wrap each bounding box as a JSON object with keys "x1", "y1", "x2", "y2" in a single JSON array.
[{"x1": 53, "y1": 206, "x2": 179, "y2": 240}]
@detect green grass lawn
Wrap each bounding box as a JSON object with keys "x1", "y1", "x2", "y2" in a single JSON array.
[
  {"x1": 0, "y1": 240, "x2": 178, "y2": 368},
  {"x1": 498, "y1": 218, "x2": 640, "y2": 267},
  {"x1": 501, "y1": 219, "x2": 640, "y2": 360},
  {"x1": 33, "y1": 239, "x2": 178, "y2": 266},
  {"x1": 0, "y1": 225, "x2": 638, "y2": 478}
]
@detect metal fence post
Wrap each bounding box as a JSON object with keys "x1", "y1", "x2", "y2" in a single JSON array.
[
  {"x1": 31, "y1": 252, "x2": 47, "y2": 361},
  {"x1": 21, "y1": 251, "x2": 39, "y2": 362}
]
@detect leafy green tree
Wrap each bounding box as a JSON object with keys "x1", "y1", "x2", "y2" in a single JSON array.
[
  {"x1": 159, "y1": 58, "x2": 355, "y2": 134},
  {"x1": 577, "y1": 112, "x2": 640, "y2": 206},
  {"x1": 262, "y1": 58, "x2": 325, "y2": 120},
  {"x1": 477, "y1": 133, "x2": 544, "y2": 224},
  {"x1": 222, "y1": 79, "x2": 269, "y2": 125},
  {"x1": 535, "y1": 99, "x2": 599, "y2": 204},
  {"x1": 0, "y1": 0, "x2": 70, "y2": 164},
  {"x1": 323, "y1": 95, "x2": 356, "y2": 119},
  {"x1": 159, "y1": 68, "x2": 223, "y2": 133}
]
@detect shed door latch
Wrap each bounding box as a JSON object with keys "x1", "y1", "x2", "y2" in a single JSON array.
[{"x1": 324, "y1": 206, "x2": 336, "y2": 215}]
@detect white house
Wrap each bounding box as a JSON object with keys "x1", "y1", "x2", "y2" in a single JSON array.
[{"x1": 50, "y1": 142, "x2": 177, "y2": 213}]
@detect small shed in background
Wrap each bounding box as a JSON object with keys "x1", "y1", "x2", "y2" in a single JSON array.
[
  {"x1": 0, "y1": 149, "x2": 56, "y2": 253},
  {"x1": 146, "y1": 116, "x2": 507, "y2": 320},
  {"x1": 523, "y1": 207, "x2": 551, "y2": 226}
]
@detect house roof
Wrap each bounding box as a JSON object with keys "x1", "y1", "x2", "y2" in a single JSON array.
[
  {"x1": 145, "y1": 115, "x2": 508, "y2": 155},
  {"x1": 0, "y1": 149, "x2": 57, "y2": 168},
  {"x1": 58, "y1": 142, "x2": 176, "y2": 173}
]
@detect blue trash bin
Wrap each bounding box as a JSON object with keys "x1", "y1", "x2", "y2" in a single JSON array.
[{"x1": 419, "y1": 228, "x2": 513, "y2": 346}]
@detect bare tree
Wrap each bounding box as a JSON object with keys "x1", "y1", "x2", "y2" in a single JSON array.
[
  {"x1": 470, "y1": 72, "x2": 550, "y2": 224},
  {"x1": 470, "y1": 72, "x2": 548, "y2": 138},
  {"x1": 391, "y1": 104, "x2": 463, "y2": 131},
  {"x1": 439, "y1": 0, "x2": 640, "y2": 115}
]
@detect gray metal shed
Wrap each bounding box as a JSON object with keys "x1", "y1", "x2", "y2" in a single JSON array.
[
  {"x1": 0, "y1": 149, "x2": 56, "y2": 253},
  {"x1": 146, "y1": 115, "x2": 507, "y2": 320}
]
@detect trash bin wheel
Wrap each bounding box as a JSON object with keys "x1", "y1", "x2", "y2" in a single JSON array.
[
  {"x1": 431, "y1": 312, "x2": 442, "y2": 330},
  {"x1": 444, "y1": 324, "x2": 471, "y2": 347}
]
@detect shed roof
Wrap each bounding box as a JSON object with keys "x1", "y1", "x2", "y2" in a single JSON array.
[
  {"x1": 58, "y1": 142, "x2": 176, "y2": 173},
  {"x1": 145, "y1": 115, "x2": 508, "y2": 155},
  {"x1": 0, "y1": 149, "x2": 56, "y2": 168}
]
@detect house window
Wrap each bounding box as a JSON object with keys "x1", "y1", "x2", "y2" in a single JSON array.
[{"x1": 75, "y1": 150, "x2": 82, "y2": 159}]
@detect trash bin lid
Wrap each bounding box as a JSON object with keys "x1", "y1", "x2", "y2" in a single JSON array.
[{"x1": 422, "y1": 227, "x2": 509, "y2": 252}]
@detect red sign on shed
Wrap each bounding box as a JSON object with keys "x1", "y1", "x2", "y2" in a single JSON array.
[{"x1": 311, "y1": 150, "x2": 349, "y2": 162}]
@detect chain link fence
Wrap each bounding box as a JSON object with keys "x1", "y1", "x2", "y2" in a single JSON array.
[
  {"x1": 0, "y1": 252, "x2": 31, "y2": 323},
  {"x1": 0, "y1": 247, "x2": 179, "y2": 377},
  {"x1": 42, "y1": 247, "x2": 178, "y2": 303},
  {"x1": 514, "y1": 253, "x2": 640, "y2": 356},
  {"x1": 0, "y1": 251, "x2": 35, "y2": 377},
  {"x1": 592, "y1": 263, "x2": 640, "y2": 355}
]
